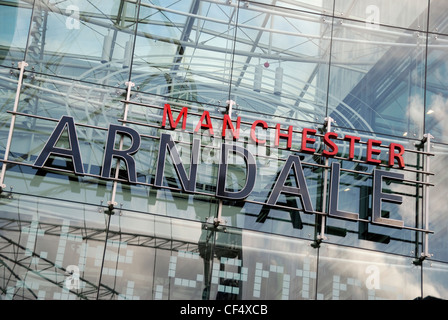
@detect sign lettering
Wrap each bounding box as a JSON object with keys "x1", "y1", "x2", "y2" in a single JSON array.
[{"x1": 33, "y1": 107, "x2": 408, "y2": 228}]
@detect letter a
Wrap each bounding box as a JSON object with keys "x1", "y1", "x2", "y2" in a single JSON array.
[
  {"x1": 267, "y1": 155, "x2": 314, "y2": 212},
  {"x1": 34, "y1": 116, "x2": 84, "y2": 174}
]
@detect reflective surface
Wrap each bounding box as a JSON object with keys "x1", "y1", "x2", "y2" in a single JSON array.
[{"x1": 0, "y1": 0, "x2": 447, "y2": 300}]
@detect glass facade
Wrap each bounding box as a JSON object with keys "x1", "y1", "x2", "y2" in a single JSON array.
[{"x1": 0, "y1": 0, "x2": 447, "y2": 300}]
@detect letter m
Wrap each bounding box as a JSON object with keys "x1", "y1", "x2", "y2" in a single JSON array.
[{"x1": 162, "y1": 104, "x2": 188, "y2": 130}]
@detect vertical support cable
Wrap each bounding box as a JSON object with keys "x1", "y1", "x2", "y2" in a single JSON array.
[
  {"x1": 96, "y1": 212, "x2": 112, "y2": 300},
  {"x1": 98, "y1": 81, "x2": 133, "y2": 299},
  {"x1": 313, "y1": 0, "x2": 335, "y2": 249},
  {"x1": 420, "y1": 0, "x2": 432, "y2": 263},
  {"x1": 0, "y1": 61, "x2": 28, "y2": 193},
  {"x1": 217, "y1": 0, "x2": 240, "y2": 227},
  {"x1": 108, "y1": 81, "x2": 135, "y2": 211},
  {"x1": 215, "y1": 100, "x2": 235, "y2": 227},
  {"x1": 421, "y1": 133, "x2": 433, "y2": 260},
  {"x1": 226, "y1": 0, "x2": 240, "y2": 102},
  {"x1": 318, "y1": 117, "x2": 334, "y2": 244}
]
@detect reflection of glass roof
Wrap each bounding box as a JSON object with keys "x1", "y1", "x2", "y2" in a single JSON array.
[{"x1": 1, "y1": 0, "x2": 446, "y2": 138}]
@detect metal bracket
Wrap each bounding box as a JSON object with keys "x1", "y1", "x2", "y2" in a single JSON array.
[
  {"x1": 0, "y1": 186, "x2": 13, "y2": 199},
  {"x1": 107, "y1": 200, "x2": 117, "y2": 212},
  {"x1": 311, "y1": 234, "x2": 327, "y2": 248},
  {"x1": 226, "y1": 99, "x2": 236, "y2": 118},
  {"x1": 125, "y1": 81, "x2": 135, "y2": 89},
  {"x1": 413, "y1": 252, "x2": 433, "y2": 266},
  {"x1": 213, "y1": 217, "x2": 226, "y2": 228},
  {"x1": 202, "y1": 216, "x2": 226, "y2": 233},
  {"x1": 99, "y1": 200, "x2": 116, "y2": 215},
  {"x1": 324, "y1": 116, "x2": 335, "y2": 128}
]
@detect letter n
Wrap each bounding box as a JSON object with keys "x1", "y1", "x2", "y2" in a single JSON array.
[
  {"x1": 34, "y1": 116, "x2": 84, "y2": 174},
  {"x1": 154, "y1": 133, "x2": 200, "y2": 192}
]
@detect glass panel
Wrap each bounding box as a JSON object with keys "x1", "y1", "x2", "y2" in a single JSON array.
[
  {"x1": 113, "y1": 187, "x2": 219, "y2": 224},
  {"x1": 429, "y1": 0, "x2": 448, "y2": 35},
  {"x1": 103, "y1": 213, "x2": 208, "y2": 300},
  {"x1": 425, "y1": 33, "x2": 448, "y2": 144},
  {"x1": 133, "y1": 0, "x2": 236, "y2": 106},
  {"x1": 422, "y1": 260, "x2": 448, "y2": 299},
  {"x1": 0, "y1": 194, "x2": 106, "y2": 300},
  {"x1": 247, "y1": 0, "x2": 335, "y2": 15},
  {"x1": 209, "y1": 227, "x2": 318, "y2": 300},
  {"x1": 317, "y1": 243, "x2": 421, "y2": 299},
  {"x1": 24, "y1": 0, "x2": 138, "y2": 84},
  {"x1": 232, "y1": 2, "x2": 331, "y2": 125},
  {"x1": 18, "y1": 71, "x2": 125, "y2": 127},
  {"x1": 335, "y1": 0, "x2": 428, "y2": 31},
  {"x1": 328, "y1": 19, "x2": 426, "y2": 139},
  {"x1": 0, "y1": 0, "x2": 32, "y2": 66},
  {"x1": 101, "y1": 213, "x2": 319, "y2": 300},
  {"x1": 427, "y1": 144, "x2": 448, "y2": 263}
]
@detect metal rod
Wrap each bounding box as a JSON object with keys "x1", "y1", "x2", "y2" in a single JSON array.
[
  {"x1": 318, "y1": 117, "x2": 334, "y2": 242},
  {"x1": 214, "y1": 100, "x2": 236, "y2": 228},
  {"x1": 109, "y1": 81, "x2": 134, "y2": 210},
  {"x1": 96, "y1": 212, "x2": 112, "y2": 300},
  {"x1": 0, "y1": 61, "x2": 28, "y2": 192},
  {"x1": 421, "y1": 133, "x2": 433, "y2": 259}
]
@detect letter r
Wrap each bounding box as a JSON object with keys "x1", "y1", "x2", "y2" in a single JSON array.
[{"x1": 101, "y1": 124, "x2": 141, "y2": 183}]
